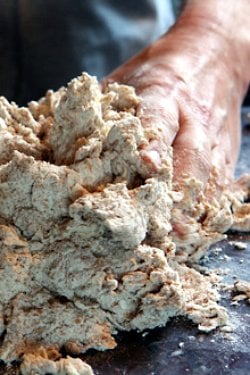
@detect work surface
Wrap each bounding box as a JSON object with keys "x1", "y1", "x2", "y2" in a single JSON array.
[{"x1": 1, "y1": 128, "x2": 250, "y2": 375}]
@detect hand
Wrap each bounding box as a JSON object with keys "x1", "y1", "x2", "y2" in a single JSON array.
[{"x1": 103, "y1": 0, "x2": 250, "y2": 194}]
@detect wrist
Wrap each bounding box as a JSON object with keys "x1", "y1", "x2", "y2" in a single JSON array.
[{"x1": 167, "y1": 1, "x2": 250, "y2": 95}]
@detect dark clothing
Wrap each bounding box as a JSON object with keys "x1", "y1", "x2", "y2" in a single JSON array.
[{"x1": 0, "y1": 0, "x2": 174, "y2": 105}]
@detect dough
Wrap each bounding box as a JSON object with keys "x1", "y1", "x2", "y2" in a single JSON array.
[
  {"x1": 232, "y1": 280, "x2": 250, "y2": 303},
  {"x1": 0, "y1": 73, "x2": 249, "y2": 373},
  {"x1": 21, "y1": 350, "x2": 94, "y2": 375}
]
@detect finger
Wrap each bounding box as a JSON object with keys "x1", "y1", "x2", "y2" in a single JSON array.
[
  {"x1": 210, "y1": 144, "x2": 231, "y2": 188},
  {"x1": 225, "y1": 116, "x2": 241, "y2": 182},
  {"x1": 137, "y1": 85, "x2": 179, "y2": 146},
  {"x1": 137, "y1": 89, "x2": 179, "y2": 173},
  {"x1": 103, "y1": 67, "x2": 180, "y2": 173},
  {"x1": 104, "y1": 70, "x2": 180, "y2": 147},
  {"x1": 210, "y1": 123, "x2": 240, "y2": 189},
  {"x1": 173, "y1": 116, "x2": 211, "y2": 190}
]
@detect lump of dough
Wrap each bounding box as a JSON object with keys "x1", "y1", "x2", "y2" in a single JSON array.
[
  {"x1": 0, "y1": 72, "x2": 249, "y2": 371},
  {"x1": 21, "y1": 352, "x2": 94, "y2": 375}
]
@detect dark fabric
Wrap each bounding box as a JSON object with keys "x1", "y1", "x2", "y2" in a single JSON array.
[
  {"x1": 0, "y1": 1, "x2": 19, "y2": 100},
  {"x1": 243, "y1": 90, "x2": 250, "y2": 106},
  {"x1": 0, "y1": 0, "x2": 174, "y2": 105}
]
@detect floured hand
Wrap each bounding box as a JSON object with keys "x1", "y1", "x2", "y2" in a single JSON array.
[{"x1": 104, "y1": 0, "x2": 250, "y2": 194}]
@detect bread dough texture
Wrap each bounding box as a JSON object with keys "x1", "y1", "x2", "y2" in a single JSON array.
[
  {"x1": 21, "y1": 351, "x2": 94, "y2": 375},
  {"x1": 21, "y1": 353, "x2": 94, "y2": 375},
  {"x1": 0, "y1": 73, "x2": 249, "y2": 372}
]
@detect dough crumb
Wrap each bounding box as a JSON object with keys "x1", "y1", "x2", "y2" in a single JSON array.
[
  {"x1": 232, "y1": 280, "x2": 250, "y2": 303},
  {"x1": 229, "y1": 241, "x2": 247, "y2": 250}
]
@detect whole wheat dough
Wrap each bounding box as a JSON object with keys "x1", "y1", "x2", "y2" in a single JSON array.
[
  {"x1": 20, "y1": 350, "x2": 94, "y2": 375},
  {"x1": 0, "y1": 73, "x2": 249, "y2": 373}
]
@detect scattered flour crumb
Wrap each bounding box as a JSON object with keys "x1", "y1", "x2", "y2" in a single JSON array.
[
  {"x1": 170, "y1": 349, "x2": 184, "y2": 357},
  {"x1": 229, "y1": 241, "x2": 247, "y2": 250},
  {"x1": 220, "y1": 325, "x2": 235, "y2": 333},
  {"x1": 232, "y1": 280, "x2": 250, "y2": 303}
]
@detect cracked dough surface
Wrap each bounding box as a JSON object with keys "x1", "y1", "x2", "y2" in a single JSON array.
[{"x1": 0, "y1": 73, "x2": 249, "y2": 374}]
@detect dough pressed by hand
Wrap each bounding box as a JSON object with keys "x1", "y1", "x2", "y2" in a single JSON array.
[{"x1": 0, "y1": 73, "x2": 249, "y2": 373}]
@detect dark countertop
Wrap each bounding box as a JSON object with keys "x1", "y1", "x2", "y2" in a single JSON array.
[{"x1": 1, "y1": 128, "x2": 250, "y2": 375}]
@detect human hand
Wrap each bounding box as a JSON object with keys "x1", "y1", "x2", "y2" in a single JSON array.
[{"x1": 103, "y1": 0, "x2": 250, "y2": 195}]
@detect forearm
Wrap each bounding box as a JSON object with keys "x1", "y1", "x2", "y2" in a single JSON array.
[
  {"x1": 182, "y1": 0, "x2": 250, "y2": 42},
  {"x1": 176, "y1": 0, "x2": 250, "y2": 91}
]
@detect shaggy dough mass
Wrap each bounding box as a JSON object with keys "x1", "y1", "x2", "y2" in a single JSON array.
[{"x1": 0, "y1": 73, "x2": 249, "y2": 373}]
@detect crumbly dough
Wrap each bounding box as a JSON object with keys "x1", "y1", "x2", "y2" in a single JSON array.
[
  {"x1": 21, "y1": 354, "x2": 94, "y2": 375},
  {"x1": 232, "y1": 280, "x2": 250, "y2": 303},
  {"x1": 20, "y1": 345, "x2": 93, "y2": 375},
  {"x1": 0, "y1": 73, "x2": 249, "y2": 374}
]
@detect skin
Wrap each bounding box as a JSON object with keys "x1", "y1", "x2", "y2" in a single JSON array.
[{"x1": 104, "y1": 0, "x2": 250, "y2": 194}]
